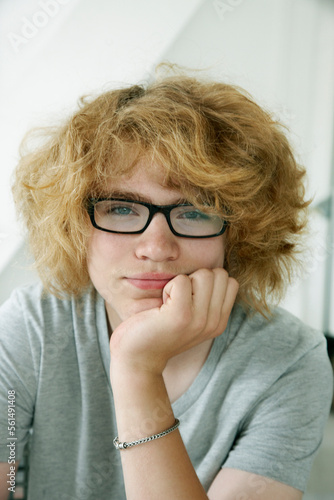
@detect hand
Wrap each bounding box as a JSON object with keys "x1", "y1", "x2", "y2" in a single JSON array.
[{"x1": 109, "y1": 268, "x2": 239, "y2": 376}]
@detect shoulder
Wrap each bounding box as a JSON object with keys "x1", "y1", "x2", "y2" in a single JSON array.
[
  {"x1": 228, "y1": 303, "x2": 328, "y2": 362},
  {"x1": 218, "y1": 306, "x2": 332, "y2": 491},
  {"x1": 0, "y1": 282, "x2": 96, "y2": 344},
  {"x1": 0, "y1": 282, "x2": 69, "y2": 325},
  {"x1": 222, "y1": 304, "x2": 332, "y2": 402}
]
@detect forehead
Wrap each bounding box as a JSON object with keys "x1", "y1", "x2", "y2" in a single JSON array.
[{"x1": 106, "y1": 160, "x2": 185, "y2": 204}]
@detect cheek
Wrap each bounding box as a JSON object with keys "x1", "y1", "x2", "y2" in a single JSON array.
[
  {"x1": 87, "y1": 233, "x2": 103, "y2": 275},
  {"x1": 186, "y1": 237, "x2": 225, "y2": 268},
  {"x1": 87, "y1": 231, "x2": 125, "y2": 264},
  {"x1": 87, "y1": 232, "x2": 116, "y2": 288},
  {"x1": 86, "y1": 232, "x2": 132, "y2": 297}
]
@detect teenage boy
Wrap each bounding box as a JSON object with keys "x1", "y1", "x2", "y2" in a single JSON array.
[{"x1": 0, "y1": 70, "x2": 332, "y2": 499}]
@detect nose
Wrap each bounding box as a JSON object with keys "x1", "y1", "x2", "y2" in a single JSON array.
[{"x1": 134, "y1": 213, "x2": 180, "y2": 262}]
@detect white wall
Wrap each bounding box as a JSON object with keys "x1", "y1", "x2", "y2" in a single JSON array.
[
  {"x1": 1, "y1": 0, "x2": 333, "y2": 334},
  {"x1": 0, "y1": 0, "x2": 204, "y2": 274}
]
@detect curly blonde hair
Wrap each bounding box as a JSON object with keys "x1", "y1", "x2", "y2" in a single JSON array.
[{"x1": 12, "y1": 68, "x2": 310, "y2": 316}]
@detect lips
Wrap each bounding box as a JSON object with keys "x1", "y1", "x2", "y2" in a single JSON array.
[{"x1": 125, "y1": 273, "x2": 176, "y2": 290}]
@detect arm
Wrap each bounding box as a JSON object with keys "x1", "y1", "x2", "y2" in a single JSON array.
[
  {"x1": 208, "y1": 468, "x2": 303, "y2": 499},
  {"x1": 0, "y1": 461, "x2": 19, "y2": 500},
  {"x1": 111, "y1": 365, "x2": 208, "y2": 499},
  {"x1": 110, "y1": 268, "x2": 238, "y2": 499}
]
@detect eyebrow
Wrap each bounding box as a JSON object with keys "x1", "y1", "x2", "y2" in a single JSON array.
[{"x1": 105, "y1": 190, "x2": 188, "y2": 205}]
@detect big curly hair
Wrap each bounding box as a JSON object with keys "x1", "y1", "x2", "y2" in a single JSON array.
[{"x1": 12, "y1": 68, "x2": 310, "y2": 316}]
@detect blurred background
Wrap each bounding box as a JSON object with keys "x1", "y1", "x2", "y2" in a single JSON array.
[{"x1": 0, "y1": 0, "x2": 333, "y2": 498}]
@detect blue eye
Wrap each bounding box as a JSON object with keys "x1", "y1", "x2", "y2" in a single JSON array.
[
  {"x1": 109, "y1": 206, "x2": 135, "y2": 216},
  {"x1": 178, "y1": 209, "x2": 210, "y2": 220}
]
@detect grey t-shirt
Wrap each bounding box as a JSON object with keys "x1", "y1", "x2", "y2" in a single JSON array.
[{"x1": 0, "y1": 283, "x2": 332, "y2": 499}]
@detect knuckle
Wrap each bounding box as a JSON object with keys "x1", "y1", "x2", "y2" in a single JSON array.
[
  {"x1": 192, "y1": 268, "x2": 212, "y2": 279},
  {"x1": 192, "y1": 268, "x2": 214, "y2": 287},
  {"x1": 214, "y1": 267, "x2": 229, "y2": 279},
  {"x1": 199, "y1": 268, "x2": 214, "y2": 278},
  {"x1": 175, "y1": 274, "x2": 190, "y2": 286},
  {"x1": 229, "y1": 276, "x2": 239, "y2": 290}
]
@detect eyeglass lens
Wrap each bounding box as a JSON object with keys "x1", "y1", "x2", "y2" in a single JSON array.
[{"x1": 93, "y1": 200, "x2": 224, "y2": 236}]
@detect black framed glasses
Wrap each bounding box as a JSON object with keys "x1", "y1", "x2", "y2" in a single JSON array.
[{"x1": 87, "y1": 198, "x2": 228, "y2": 238}]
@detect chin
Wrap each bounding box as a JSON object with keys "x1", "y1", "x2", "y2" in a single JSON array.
[
  {"x1": 137, "y1": 297, "x2": 164, "y2": 311},
  {"x1": 125, "y1": 297, "x2": 164, "y2": 318}
]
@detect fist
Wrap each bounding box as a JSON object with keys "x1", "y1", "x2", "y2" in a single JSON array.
[{"x1": 109, "y1": 268, "x2": 239, "y2": 375}]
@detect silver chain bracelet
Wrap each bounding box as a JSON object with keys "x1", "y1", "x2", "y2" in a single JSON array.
[{"x1": 113, "y1": 418, "x2": 180, "y2": 450}]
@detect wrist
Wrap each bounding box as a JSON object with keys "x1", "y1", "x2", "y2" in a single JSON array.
[
  {"x1": 110, "y1": 361, "x2": 175, "y2": 445},
  {"x1": 109, "y1": 355, "x2": 166, "y2": 395},
  {"x1": 109, "y1": 351, "x2": 167, "y2": 382}
]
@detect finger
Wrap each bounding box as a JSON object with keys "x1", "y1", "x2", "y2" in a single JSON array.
[
  {"x1": 210, "y1": 268, "x2": 230, "y2": 309},
  {"x1": 188, "y1": 269, "x2": 215, "y2": 326},
  {"x1": 216, "y1": 277, "x2": 239, "y2": 335},
  {"x1": 205, "y1": 268, "x2": 231, "y2": 332},
  {"x1": 162, "y1": 274, "x2": 193, "y2": 317}
]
